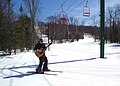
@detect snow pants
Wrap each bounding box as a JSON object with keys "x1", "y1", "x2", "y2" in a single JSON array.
[{"x1": 36, "y1": 55, "x2": 48, "y2": 71}]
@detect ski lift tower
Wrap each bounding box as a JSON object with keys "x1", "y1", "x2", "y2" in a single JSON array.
[{"x1": 100, "y1": 0, "x2": 105, "y2": 58}]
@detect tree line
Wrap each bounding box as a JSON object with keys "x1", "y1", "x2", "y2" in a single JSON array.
[
  {"x1": 39, "y1": 4, "x2": 120, "y2": 44},
  {"x1": 105, "y1": 4, "x2": 120, "y2": 43},
  {"x1": 0, "y1": 0, "x2": 39, "y2": 55},
  {"x1": 0, "y1": 0, "x2": 120, "y2": 55}
]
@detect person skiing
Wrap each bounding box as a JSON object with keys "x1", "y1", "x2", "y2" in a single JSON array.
[{"x1": 34, "y1": 39, "x2": 51, "y2": 74}]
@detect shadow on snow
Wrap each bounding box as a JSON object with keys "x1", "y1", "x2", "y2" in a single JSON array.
[
  {"x1": 3, "y1": 72, "x2": 37, "y2": 79},
  {"x1": 49, "y1": 57, "x2": 96, "y2": 64},
  {"x1": 2, "y1": 57, "x2": 96, "y2": 79}
]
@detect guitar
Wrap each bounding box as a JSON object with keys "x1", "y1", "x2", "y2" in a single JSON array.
[{"x1": 34, "y1": 43, "x2": 52, "y2": 58}]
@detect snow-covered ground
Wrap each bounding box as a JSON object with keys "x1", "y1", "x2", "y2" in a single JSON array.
[{"x1": 0, "y1": 36, "x2": 120, "y2": 86}]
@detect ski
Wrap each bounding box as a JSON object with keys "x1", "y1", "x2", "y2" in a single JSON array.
[
  {"x1": 44, "y1": 73, "x2": 57, "y2": 76},
  {"x1": 45, "y1": 70, "x2": 63, "y2": 73},
  {"x1": 27, "y1": 71, "x2": 58, "y2": 76}
]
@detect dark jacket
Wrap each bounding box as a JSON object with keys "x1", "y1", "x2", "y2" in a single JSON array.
[{"x1": 34, "y1": 43, "x2": 46, "y2": 51}]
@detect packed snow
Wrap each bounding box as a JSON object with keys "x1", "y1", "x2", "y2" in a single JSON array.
[{"x1": 0, "y1": 35, "x2": 120, "y2": 86}]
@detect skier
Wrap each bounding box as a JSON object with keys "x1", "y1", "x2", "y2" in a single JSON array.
[{"x1": 34, "y1": 39, "x2": 51, "y2": 74}]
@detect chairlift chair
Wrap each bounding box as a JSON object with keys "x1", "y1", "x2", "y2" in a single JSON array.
[
  {"x1": 59, "y1": 11, "x2": 68, "y2": 26},
  {"x1": 83, "y1": 6, "x2": 90, "y2": 17}
]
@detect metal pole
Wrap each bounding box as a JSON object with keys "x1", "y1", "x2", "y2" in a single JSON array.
[
  {"x1": 100, "y1": 0, "x2": 105, "y2": 58},
  {"x1": 48, "y1": 24, "x2": 50, "y2": 51}
]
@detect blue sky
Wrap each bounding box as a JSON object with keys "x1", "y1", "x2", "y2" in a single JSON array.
[{"x1": 13, "y1": 0, "x2": 120, "y2": 26}]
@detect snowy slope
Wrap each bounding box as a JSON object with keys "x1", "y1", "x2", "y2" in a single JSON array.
[{"x1": 0, "y1": 36, "x2": 120, "y2": 86}]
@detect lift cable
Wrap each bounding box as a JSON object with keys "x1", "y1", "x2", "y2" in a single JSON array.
[
  {"x1": 54, "y1": 0, "x2": 68, "y2": 15},
  {"x1": 64, "y1": 0, "x2": 79, "y2": 12},
  {"x1": 66, "y1": 0, "x2": 85, "y2": 14}
]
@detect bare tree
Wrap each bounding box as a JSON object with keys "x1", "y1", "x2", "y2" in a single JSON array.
[
  {"x1": 106, "y1": 4, "x2": 120, "y2": 43},
  {"x1": 23, "y1": 0, "x2": 41, "y2": 48},
  {"x1": 91, "y1": 15, "x2": 99, "y2": 42}
]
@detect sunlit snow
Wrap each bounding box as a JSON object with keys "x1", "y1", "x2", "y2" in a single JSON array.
[{"x1": 0, "y1": 35, "x2": 120, "y2": 86}]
